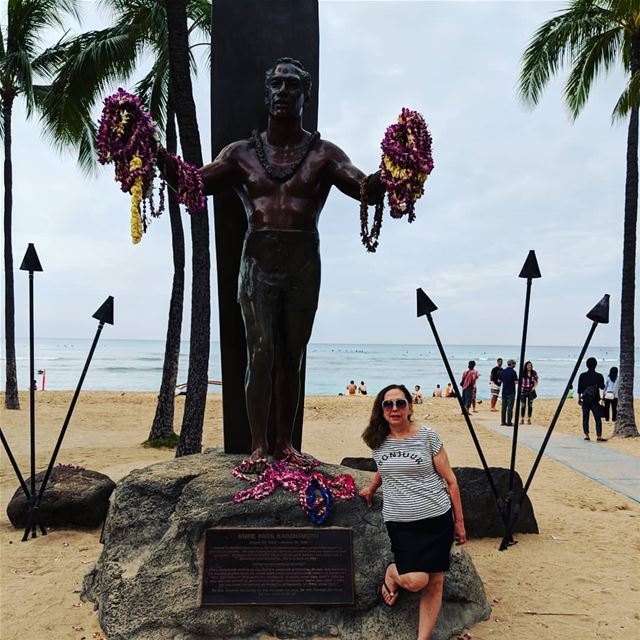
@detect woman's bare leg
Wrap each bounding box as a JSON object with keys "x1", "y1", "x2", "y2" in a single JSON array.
[{"x1": 417, "y1": 572, "x2": 444, "y2": 640}]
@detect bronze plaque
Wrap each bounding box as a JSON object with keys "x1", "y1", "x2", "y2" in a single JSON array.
[{"x1": 201, "y1": 527, "x2": 354, "y2": 605}]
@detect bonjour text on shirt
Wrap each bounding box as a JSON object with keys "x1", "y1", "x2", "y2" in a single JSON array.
[{"x1": 372, "y1": 426, "x2": 451, "y2": 523}]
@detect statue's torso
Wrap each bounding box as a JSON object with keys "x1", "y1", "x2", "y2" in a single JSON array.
[{"x1": 231, "y1": 138, "x2": 333, "y2": 232}]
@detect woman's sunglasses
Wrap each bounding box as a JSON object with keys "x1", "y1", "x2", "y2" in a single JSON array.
[{"x1": 382, "y1": 399, "x2": 408, "y2": 410}]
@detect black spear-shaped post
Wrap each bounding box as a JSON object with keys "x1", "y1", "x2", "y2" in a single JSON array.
[
  {"x1": 506, "y1": 251, "x2": 541, "y2": 533},
  {"x1": 21, "y1": 297, "x2": 114, "y2": 542},
  {"x1": 417, "y1": 288, "x2": 508, "y2": 528},
  {"x1": 499, "y1": 294, "x2": 610, "y2": 551},
  {"x1": 19, "y1": 244, "x2": 43, "y2": 539}
]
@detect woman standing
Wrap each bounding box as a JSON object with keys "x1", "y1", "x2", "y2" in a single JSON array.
[
  {"x1": 602, "y1": 367, "x2": 619, "y2": 422},
  {"x1": 520, "y1": 361, "x2": 539, "y2": 425},
  {"x1": 359, "y1": 384, "x2": 466, "y2": 640}
]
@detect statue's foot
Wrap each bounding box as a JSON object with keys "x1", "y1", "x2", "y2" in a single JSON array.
[
  {"x1": 248, "y1": 446, "x2": 269, "y2": 474},
  {"x1": 275, "y1": 444, "x2": 319, "y2": 470}
]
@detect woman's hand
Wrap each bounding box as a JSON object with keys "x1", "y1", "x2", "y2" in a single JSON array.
[
  {"x1": 454, "y1": 520, "x2": 467, "y2": 545},
  {"x1": 359, "y1": 485, "x2": 376, "y2": 508}
]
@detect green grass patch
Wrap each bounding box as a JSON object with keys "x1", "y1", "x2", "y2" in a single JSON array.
[{"x1": 142, "y1": 433, "x2": 180, "y2": 448}]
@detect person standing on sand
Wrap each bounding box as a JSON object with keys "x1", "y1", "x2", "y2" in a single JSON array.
[
  {"x1": 359, "y1": 384, "x2": 466, "y2": 640},
  {"x1": 519, "y1": 361, "x2": 538, "y2": 425},
  {"x1": 346, "y1": 381, "x2": 358, "y2": 395},
  {"x1": 460, "y1": 361, "x2": 479, "y2": 414},
  {"x1": 500, "y1": 359, "x2": 518, "y2": 426},
  {"x1": 602, "y1": 367, "x2": 619, "y2": 422},
  {"x1": 489, "y1": 358, "x2": 503, "y2": 412},
  {"x1": 577, "y1": 357, "x2": 606, "y2": 442}
]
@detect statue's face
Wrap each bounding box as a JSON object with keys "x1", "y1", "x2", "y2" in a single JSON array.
[{"x1": 265, "y1": 63, "x2": 305, "y2": 118}]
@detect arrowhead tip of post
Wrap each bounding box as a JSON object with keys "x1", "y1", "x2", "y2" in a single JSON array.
[
  {"x1": 586, "y1": 294, "x2": 609, "y2": 324},
  {"x1": 92, "y1": 296, "x2": 114, "y2": 325},
  {"x1": 416, "y1": 288, "x2": 438, "y2": 317},
  {"x1": 19, "y1": 244, "x2": 43, "y2": 272},
  {"x1": 518, "y1": 250, "x2": 541, "y2": 279}
]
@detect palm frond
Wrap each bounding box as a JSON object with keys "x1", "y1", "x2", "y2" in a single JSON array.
[
  {"x1": 133, "y1": 56, "x2": 169, "y2": 133},
  {"x1": 39, "y1": 24, "x2": 141, "y2": 147},
  {"x1": 612, "y1": 68, "x2": 640, "y2": 120},
  {"x1": 519, "y1": 1, "x2": 615, "y2": 107},
  {"x1": 564, "y1": 26, "x2": 623, "y2": 118}
]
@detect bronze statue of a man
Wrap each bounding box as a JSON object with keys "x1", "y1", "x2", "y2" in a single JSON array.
[{"x1": 167, "y1": 57, "x2": 383, "y2": 464}]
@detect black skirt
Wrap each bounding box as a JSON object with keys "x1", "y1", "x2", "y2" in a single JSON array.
[{"x1": 385, "y1": 509, "x2": 454, "y2": 574}]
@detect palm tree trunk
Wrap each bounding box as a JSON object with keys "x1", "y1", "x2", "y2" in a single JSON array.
[
  {"x1": 3, "y1": 93, "x2": 20, "y2": 410},
  {"x1": 147, "y1": 102, "x2": 185, "y2": 442},
  {"x1": 614, "y1": 36, "x2": 639, "y2": 438},
  {"x1": 164, "y1": 0, "x2": 211, "y2": 457}
]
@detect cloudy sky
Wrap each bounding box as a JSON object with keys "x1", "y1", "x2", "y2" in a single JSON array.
[{"x1": 7, "y1": 0, "x2": 635, "y2": 347}]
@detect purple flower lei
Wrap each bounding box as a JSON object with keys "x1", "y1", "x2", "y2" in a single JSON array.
[
  {"x1": 380, "y1": 107, "x2": 434, "y2": 222},
  {"x1": 231, "y1": 458, "x2": 356, "y2": 526},
  {"x1": 97, "y1": 88, "x2": 205, "y2": 239}
]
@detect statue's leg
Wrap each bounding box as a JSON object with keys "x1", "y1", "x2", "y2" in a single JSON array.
[
  {"x1": 272, "y1": 231, "x2": 321, "y2": 462},
  {"x1": 273, "y1": 303, "x2": 317, "y2": 460}
]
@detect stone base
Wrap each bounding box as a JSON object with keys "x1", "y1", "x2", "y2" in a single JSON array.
[
  {"x1": 7, "y1": 466, "x2": 115, "y2": 528},
  {"x1": 83, "y1": 449, "x2": 490, "y2": 639}
]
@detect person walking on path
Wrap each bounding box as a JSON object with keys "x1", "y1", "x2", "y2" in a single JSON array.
[
  {"x1": 519, "y1": 361, "x2": 539, "y2": 425},
  {"x1": 359, "y1": 384, "x2": 466, "y2": 640},
  {"x1": 602, "y1": 367, "x2": 619, "y2": 422},
  {"x1": 460, "y1": 361, "x2": 479, "y2": 415},
  {"x1": 578, "y1": 357, "x2": 606, "y2": 442},
  {"x1": 500, "y1": 359, "x2": 518, "y2": 426},
  {"x1": 489, "y1": 358, "x2": 503, "y2": 412}
]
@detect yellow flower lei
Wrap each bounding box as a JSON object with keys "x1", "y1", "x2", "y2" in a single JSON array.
[{"x1": 129, "y1": 155, "x2": 144, "y2": 244}]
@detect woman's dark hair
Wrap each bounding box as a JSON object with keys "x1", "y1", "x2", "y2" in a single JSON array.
[
  {"x1": 362, "y1": 384, "x2": 413, "y2": 450},
  {"x1": 524, "y1": 361, "x2": 535, "y2": 376},
  {"x1": 468, "y1": 360, "x2": 475, "y2": 368},
  {"x1": 609, "y1": 366, "x2": 618, "y2": 382}
]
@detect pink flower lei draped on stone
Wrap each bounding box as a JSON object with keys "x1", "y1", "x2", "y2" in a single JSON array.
[
  {"x1": 97, "y1": 88, "x2": 206, "y2": 243},
  {"x1": 231, "y1": 458, "x2": 356, "y2": 525}
]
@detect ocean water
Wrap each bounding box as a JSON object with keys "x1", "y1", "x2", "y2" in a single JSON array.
[{"x1": 8, "y1": 338, "x2": 637, "y2": 398}]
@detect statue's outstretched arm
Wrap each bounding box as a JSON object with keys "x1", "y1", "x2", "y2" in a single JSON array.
[{"x1": 325, "y1": 142, "x2": 384, "y2": 204}]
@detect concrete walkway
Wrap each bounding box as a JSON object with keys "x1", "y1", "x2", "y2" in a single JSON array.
[{"x1": 473, "y1": 413, "x2": 640, "y2": 503}]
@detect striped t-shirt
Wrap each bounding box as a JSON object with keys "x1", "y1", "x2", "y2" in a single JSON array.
[{"x1": 372, "y1": 425, "x2": 451, "y2": 522}]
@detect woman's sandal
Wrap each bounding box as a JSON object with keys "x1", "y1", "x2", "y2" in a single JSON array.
[
  {"x1": 596, "y1": 437, "x2": 608, "y2": 442},
  {"x1": 379, "y1": 562, "x2": 400, "y2": 607},
  {"x1": 379, "y1": 581, "x2": 399, "y2": 607}
]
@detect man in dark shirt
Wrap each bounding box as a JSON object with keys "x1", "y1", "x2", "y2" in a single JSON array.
[
  {"x1": 577, "y1": 357, "x2": 606, "y2": 441},
  {"x1": 489, "y1": 358, "x2": 503, "y2": 412},
  {"x1": 500, "y1": 359, "x2": 518, "y2": 426}
]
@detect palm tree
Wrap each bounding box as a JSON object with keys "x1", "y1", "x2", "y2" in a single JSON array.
[
  {"x1": 42, "y1": 0, "x2": 210, "y2": 443},
  {"x1": 519, "y1": 0, "x2": 638, "y2": 437},
  {"x1": 164, "y1": 0, "x2": 210, "y2": 457},
  {"x1": 1, "y1": 0, "x2": 81, "y2": 410}
]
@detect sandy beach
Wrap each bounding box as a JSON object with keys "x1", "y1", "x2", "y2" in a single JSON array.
[{"x1": 1, "y1": 391, "x2": 639, "y2": 639}]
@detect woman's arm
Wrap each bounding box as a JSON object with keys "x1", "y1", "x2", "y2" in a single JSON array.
[
  {"x1": 433, "y1": 446, "x2": 467, "y2": 544},
  {"x1": 359, "y1": 471, "x2": 382, "y2": 508}
]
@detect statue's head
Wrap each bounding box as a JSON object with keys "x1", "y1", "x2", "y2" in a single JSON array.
[{"x1": 264, "y1": 57, "x2": 312, "y2": 118}]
